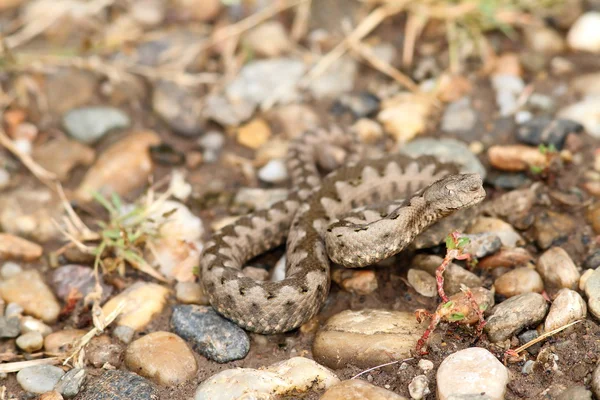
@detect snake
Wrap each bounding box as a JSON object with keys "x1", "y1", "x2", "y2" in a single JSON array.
[{"x1": 200, "y1": 129, "x2": 486, "y2": 334}]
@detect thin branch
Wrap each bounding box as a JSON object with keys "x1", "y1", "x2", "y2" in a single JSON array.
[
  {"x1": 511, "y1": 319, "x2": 583, "y2": 355},
  {"x1": 350, "y1": 357, "x2": 414, "y2": 380},
  {"x1": 0, "y1": 357, "x2": 60, "y2": 374}
]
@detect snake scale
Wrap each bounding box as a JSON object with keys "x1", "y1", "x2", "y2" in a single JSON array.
[{"x1": 200, "y1": 129, "x2": 486, "y2": 334}]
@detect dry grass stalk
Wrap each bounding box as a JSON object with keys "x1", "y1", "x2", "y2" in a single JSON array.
[
  {"x1": 511, "y1": 319, "x2": 583, "y2": 356},
  {"x1": 0, "y1": 357, "x2": 61, "y2": 374},
  {"x1": 350, "y1": 357, "x2": 414, "y2": 380},
  {"x1": 291, "y1": 0, "x2": 312, "y2": 42}
]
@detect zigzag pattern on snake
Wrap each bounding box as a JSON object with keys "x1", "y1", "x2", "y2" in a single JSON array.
[{"x1": 200, "y1": 129, "x2": 486, "y2": 334}]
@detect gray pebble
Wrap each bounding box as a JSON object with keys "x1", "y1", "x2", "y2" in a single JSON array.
[
  {"x1": 485, "y1": 172, "x2": 531, "y2": 190},
  {"x1": 5, "y1": 302, "x2": 23, "y2": 317},
  {"x1": 584, "y1": 250, "x2": 600, "y2": 269},
  {"x1": 461, "y1": 233, "x2": 502, "y2": 258},
  {"x1": 400, "y1": 138, "x2": 486, "y2": 179},
  {"x1": 0, "y1": 261, "x2": 22, "y2": 278},
  {"x1": 16, "y1": 365, "x2": 65, "y2": 394},
  {"x1": 330, "y1": 92, "x2": 380, "y2": 118},
  {"x1": 63, "y1": 106, "x2": 130, "y2": 144},
  {"x1": 171, "y1": 305, "x2": 250, "y2": 363},
  {"x1": 484, "y1": 292, "x2": 548, "y2": 342},
  {"x1": 55, "y1": 367, "x2": 86, "y2": 398},
  {"x1": 441, "y1": 97, "x2": 477, "y2": 132},
  {"x1": 521, "y1": 360, "x2": 535, "y2": 375},
  {"x1": 518, "y1": 330, "x2": 542, "y2": 355},
  {"x1": 152, "y1": 81, "x2": 204, "y2": 137},
  {"x1": 51, "y1": 265, "x2": 113, "y2": 304},
  {"x1": 0, "y1": 316, "x2": 20, "y2": 338},
  {"x1": 584, "y1": 269, "x2": 600, "y2": 319},
  {"x1": 113, "y1": 325, "x2": 135, "y2": 344},
  {"x1": 516, "y1": 116, "x2": 582, "y2": 150},
  {"x1": 77, "y1": 370, "x2": 158, "y2": 400}
]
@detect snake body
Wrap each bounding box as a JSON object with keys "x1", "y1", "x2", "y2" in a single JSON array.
[{"x1": 200, "y1": 130, "x2": 486, "y2": 334}]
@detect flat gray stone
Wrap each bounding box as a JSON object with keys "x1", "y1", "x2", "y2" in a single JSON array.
[
  {"x1": 63, "y1": 106, "x2": 130, "y2": 144},
  {"x1": 16, "y1": 365, "x2": 65, "y2": 394}
]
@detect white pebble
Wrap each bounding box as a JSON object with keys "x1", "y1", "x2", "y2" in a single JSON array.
[
  {"x1": 258, "y1": 159, "x2": 288, "y2": 184},
  {"x1": 515, "y1": 110, "x2": 533, "y2": 124},
  {"x1": 409, "y1": 375, "x2": 430, "y2": 400},
  {"x1": 1, "y1": 262, "x2": 22, "y2": 279},
  {"x1": 199, "y1": 131, "x2": 225, "y2": 151},
  {"x1": 16, "y1": 331, "x2": 44, "y2": 352},
  {"x1": 5, "y1": 302, "x2": 24, "y2": 317},
  {"x1": 567, "y1": 12, "x2": 600, "y2": 53},
  {"x1": 20, "y1": 316, "x2": 52, "y2": 337},
  {"x1": 13, "y1": 138, "x2": 32, "y2": 155},
  {"x1": 418, "y1": 359, "x2": 434, "y2": 372}
]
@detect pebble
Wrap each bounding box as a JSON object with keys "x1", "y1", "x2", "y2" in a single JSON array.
[
  {"x1": 584, "y1": 268, "x2": 600, "y2": 319},
  {"x1": 225, "y1": 58, "x2": 305, "y2": 110},
  {"x1": 16, "y1": 331, "x2": 44, "y2": 352},
  {"x1": 400, "y1": 138, "x2": 486, "y2": 178},
  {"x1": 1, "y1": 261, "x2": 22, "y2": 278},
  {"x1": 584, "y1": 250, "x2": 600, "y2": 269},
  {"x1": 558, "y1": 96, "x2": 600, "y2": 138},
  {"x1": 113, "y1": 325, "x2": 135, "y2": 344},
  {"x1": 534, "y1": 211, "x2": 576, "y2": 249},
  {"x1": 255, "y1": 140, "x2": 289, "y2": 167},
  {"x1": 19, "y1": 316, "x2": 51, "y2": 337},
  {"x1": 580, "y1": 269, "x2": 594, "y2": 291},
  {"x1": 76, "y1": 370, "x2": 159, "y2": 400},
  {"x1": 409, "y1": 375, "x2": 430, "y2": 400},
  {"x1": 523, "y1": 25, "x2": 566, "y2": 55},
  {"x1": 74, "y1": 130, "x2": 161, "y2": 202},
  {"x1": 519, "y1": 330, "x2": 542, "y2": 355},
  {"x1": 487, "y1": 144, "x2": 546, "y2": 172},
  {"x1": 269, "y1": 104, "x2": 320, "y2": 139},
  {"x1": 557, "y1": 385, "x2": 593, "y2": 400},
  {"x1": 418, "y1": 359, "x2": 434, "y2": 372},
  {"x1": 467, "y1": 217, "x2": 523, "y2": 247},
  {"x1": 32, "y1": 137, "x2": 95, "y2": 182},
  {"x1": 203, "y1": 94, "x2": 254, "y2": 127},
  {"x1": 484, "y1": 292, "x2": 548, "y2": 342},
  {"x1": 544, "y1": 288, "x2": 587, "y2": 331},
  {"x1": 236, "y1": 118, "x2": 271, "y2": 149},
  {"x1": 16, "y1": 365, "x2": 65, "y2": 394},
  {"x1": 491, "y1": 74, "x2": 525, "y2": 116},
  {"x1": 51, "y1": 265, "x2": 113, "y2": 304},
  {"x1": 87, "y1": 335, "x2": 123, "y2": 368},
  {"x1": 441, "y1": 97, "x2": 476, "y2": 132},
  {"x1": 152, "y1": 81, "x2": 204, "y2": 137},
  {"x1": 331, "y1": 268, "x2": 378, "y2": 295},
  {"x1": 308, "y1": 56, "x2": 357, "y2": 99},
  {"x1": 407, "y1": 269, "x2": 437, "y2": 297},
  {"x1": 258, "y1": 159, "x2": 288, "y2": 183},
  {"x1": 0, "y1": 316, "x2": 20, "y2": 338},
  {"x1": 494, "y1": 267, "x2": 544, "y2": 298},
  {"x1": 573, "y1": 72, "x2": 600, "y2": 97},
  {"x1": 443, "y1": 264, "x2": 482, "y2": 297},
  {"x1": 195, "y1": 357, "x2": 339, "y2": 400},
  {"x1": 516, "y1": 117, "x2": 583, "y2": 150},
  {"x1": 243, "y1": 21, "x2": 290, "y2": 57},
  {"x1": 378, "y1": 93, "x2": 433, "y2": 143},
  {"x1": 593, "y1": 363, "x2": 600, "y2": 399},
  {"x1": 436, "y1": 347, "x2": 509, "y2": 400},
  {"x1": 44, "y1": 69, "x2": 98, "y2": 115},
  {"x1": 55, "y1": 368, "x2": 86, "y2": 398},
  {"x1": 102, "y1": 282, "x2": 170, "y2": 331},
  {"x1": 321, "y1": 379, "x2": 407, "y2": 400},
  {"x1": 351, "y1": 118, "x2": 384, "y2": 143},
  {"x1": 536, "y1": 247, "x2": 580, "y2": 295},
  {"x1": 0, "y1": 233, "x2": 43, "y2": 260},
  {"x1": 460, "y1": 232, "x2": 502, "y2": 258},
  {"x1": 63, "y1": 106, "x2": 130, "y2": 144},
  {"x1": 124, "y1": 331, "x2": 197, "y2": 386},
  {"x1": 40, "y1": 391, "x2": 64, "y2": 400},
  {"x1": 44, "y1": 329, "x2": 86, "y2": 354},
  {"x1": 331, "y1": 92, "x2": 381, "y2": 119},
  {"x1": 312, "y1": 309, "x2": 425, "y2": 369},
  {"x1": 493, "y1": 53, "x2": 523, "y2": 76},
  {"x1": 5, "y1": 302, "x2": 23, "y2": 317},
  {"x1": 522, "y1": 360, "x2": 536, "y2": 375},
  {"x1": 171, "y1": 305, "x2": 250, "y2": 363},
  {"x1": 175, "y1": 282, "x2": 208, "y2": 305},
  {"x1": 567, "y1": 12, "x2": 600, "y2": 53},
  {"x1": 0, "y1": 270, "x2": 60, "y2": 323}
]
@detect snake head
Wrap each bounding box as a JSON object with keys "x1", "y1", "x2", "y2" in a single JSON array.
[{"x1": 423, "y1": 173, "x2": 486, "y2": 212}]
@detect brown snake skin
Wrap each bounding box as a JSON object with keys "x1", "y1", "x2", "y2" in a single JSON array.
[{"x1": 199, "y1": 129, "x2": 486, "y2": 334}]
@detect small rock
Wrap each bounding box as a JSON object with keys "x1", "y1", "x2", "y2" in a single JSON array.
[
  {"x1": 321, "y1": 379, "x2": 407, "y2": 400},
  {"x1": 44, "y1": 329, "x2": 86, "y2": 354},
  {"x1": 580, "y1": 269, "x2": 594, "y2": 291},
  {"x1": 1, "y1": 261, "x2": 22, "y2": 278},
  {"x1": 55, "y1": 368, "x2": 86, "y2": 398},
  {"x1": 567, "y1": 12, "x2": 600, "y2": 53},
  {"x1": 258, "y1": 159, "x2": 288, "y2": 184},
  {"x1": 0, "y1": 233, "x2": 43, "y2": 261},
  {"x1": 409, "y1": 375, "x2": 430, "y2": 400},
  {"x1": 113, "y1": 325, "x2": 135, "y2": 344},
  {"x1": 441, "y1": 97, "x2": 476, "y2": 132},
  {"x1": 557, "y1": 385, "x2": 593, "y2": 400},
  {"x1": 5, "y1": 302, "x2": 23, "y2": 317},
  {"x1": 74, "y1": 130, "x2": 161, "y2": 203},
  {"x1": 152, "y1": 81, "x2": 204, "y2": 137},
  {"x1": 523, "y1": 25, "x2": 566, "y2": 55},
  {"x1": 522, "y1": 360, "x2": 536, "y2": 375},
  {"x1": 488, "y1": 144, "x2": 546, "y2": 172},
  {"x1": 536, "y1": 247, "x2": 580, "y2": 295},
  {"x1": 484, "y1": 292, "x2": 548, "y2": 342},
  {"x1": 437, "y1": 347, "x2": 509, "y2": 400},
  {"x1": 467, "y1": 217, "x2": 523, "y2": 247},
  {"x1": 584, "y1": 268, "x2": 600, "y2": 319},
  {"x1": 460, "y1": 233, "x2": 502, "y2": 258},
  {"x1": 331, "y1": 92, "x2": 380, "y2": 119},
  {"x1": 44, "y1": 69, "x2": 98, "y2": 115},
  {"x1": 588, "y1": 203, "x2": 600, "y2": 234},
  {"x1": 331, "y1": 268, "x2": 378, "y2": 295},
  {"x1": 544, "y1": 289, "x2": 586, "y2": 331},
  {"x1": 378, "y1": 93, "x2": 433, "y2": 143},
  {"x1": 175, "y1": 282, "x2": 208, "y2": 305},
  {"x1": 533, "y1": 211, "x2": 576, "y2": 249},
  {"x1": 124, "y1": 331, "x2": 198, "y2": 386},
  {"x1": 516, "y1": 117, "x2": 583, "y2": 150},
  {"x1": 243, "y1": 21, "x2": 290, "y2": 57},
  {"x1": 63, "y1": 106, "x2": 130, "y2": 144},
  {"x1": 493, "y1": 53, "x2": 523, "y2": 76},
  {"x1": 16, "y1": 365, "x2": 65, "y2": 394},
  {"x1": 20, "y1": 316, "x2": 52, "y2": 337},
  {"x1": 40, "y1": 391, "x2": 64, "y2": 400},
  {"x1": 77, "y1": 370, "x2": 159, "y2": 400},
  {"x1": 400, "y1": 138, "x2": 486, "y2": 178},
  {"x1": 195, "y1": 357, "x2": 339, "y2": 400},
  {"x1": 236, "y1": 118, "x2": 271, "y2": 150},
  {"x1": 308, "y1": 56, "x2": 357, "y2": 99},
  {"x1": 494, "y1": 267, "x2": 544, "y2": 298},
  {"x1": 0, "y1": 316, "x2": 20, "y2": 338},
  {"x1": 203, "y1": 94, "x2": 254, "y2": 127},
  {"x1": 32, "y1": 137, "x2": 95, "y2": 182},
  {"x1": 86, "y1": 335, "x2": 124, "y2": 368},
  {"x1": 558, "y1": 96, "x2": 600, "y2": 138},
  {"x1": 171, "y1": 305, "x2": 250, "y2": 363},
  {"x1": 518, "y1": 330, "x2": 542, "y2": 355},
  {"x1": 312, "y1": 309, "x2": 426, "y2": 369},
  {"x1": 16, "y1": 331, "x2": 44, "y2": 352},
  {"x1": 443, "y1": 264, "x2": 482, "y2": 297},
  {"x1": 584, "y1": 250, "x2": 600, "y2": 269},
  {"x1": 491, "y1": 74, "x2": 525, "y2": 116},
  {"x1": 407, "y1": 269, "x2": 437, "y2": 297},
  {"x1": 102, "y1": 282, "x2": 170, "y2": 331},
  {"x1": 51, "y1": 265, "x2": 113, "y2": 304},
  {"x1": 351, "y1": 118, "x2": 384, "y2": 144},
  {"x1": 269, "y1": 104, "x2": 320, "y2": 139},
  {"x1": 0, "y1": 270, "x2": 60, "y2": 323}
]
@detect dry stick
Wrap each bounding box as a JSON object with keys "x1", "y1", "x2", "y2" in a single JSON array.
[
  {"x1": 402, "y1": 12, "x2": 428, "y2": 67},
  {"x1": 0, "y1": 357, "x2": 61, "y2": 374},
  {"x1": 300, "y1": 2, "x2": 408, "y2": 87},
  {"x1": 350, "y1": 357, "x2": 414, "y2": 380},
  {"x1": 348, "y1": 39, "x2": 418, "y2": 92},
  {"x1": 510, "y1": 319, "x2": 583, "y2": 356},
  {"x1": 291, "y1": 0, "x2": 312, "y2": 42}
]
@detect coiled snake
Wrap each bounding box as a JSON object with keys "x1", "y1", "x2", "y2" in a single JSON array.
[{"x1": 200, "y1": 129, "x2": 486, "y2": 334}]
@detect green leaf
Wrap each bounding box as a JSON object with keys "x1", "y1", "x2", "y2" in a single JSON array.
[
  {"x1": 442, "y1": 301, "x2": 454, "y2": 309},
  {"x1": 457, "y1": 237, "x2": 470, "y2": 249},
  {"x1": 530, "y1": 165, "x2": 543, "y2": 174},
  {"x1": 538, "y1": 144, "x2": 548, "y2": 154},
  {"x1": 448, "y1": 312, "x2": 465, "y2": 321},
  {"x1": 91, "y1": 191, "x2": 117, "y2": 215},
  {"x1": 445, "y1": 235, "x2": 455, "y2": 250},
  {"x1": 479, "y1": 303, "x2": 488, "y2": 311},
  {"x1": 111, "y1": 192, "x2": 122, "y2": 211},
  {"x1": 547, "y1": 143, "x2": 557, "y2": 153},
  {"x1": 192, "y1": 265, "x2": 200, "y2": 276},
  {"x1": 102, "y1": 228, "x2": 122, "y2": 240}
]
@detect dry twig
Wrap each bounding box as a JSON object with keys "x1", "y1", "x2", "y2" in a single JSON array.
[{"x1": 0, "y1": 357, "x2": 61, "y2": 374}]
